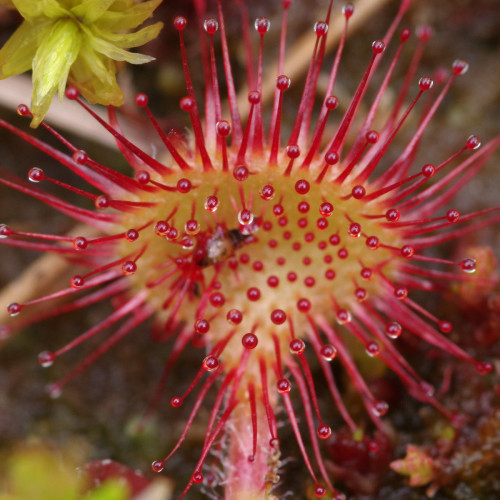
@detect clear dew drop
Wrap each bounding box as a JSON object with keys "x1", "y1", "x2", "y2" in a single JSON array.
[
  {"x1": 0, "y1": 224, "x2": 10, "y2": 239},
  {"x1": 320, "y1": 344, "x2": 337, "y2": 361},
  {"x1": 38, "y1": 350, "x2": 55, "y2": 368},
  {"x1": 460, "y1": 258, "x2": 477, "y2": 273},
  {"x1": 204, "y1": 195, "x2": 219, "y2": 212},
  {"x1": 385, "y1": 321, "x2": 402, "y2": 339},
  {"x1": 372, "y1": 400, "x2": 389, "y2": 417},
  {"x1": 238, "y1": 209, "x2": 254, "y2": 226}
]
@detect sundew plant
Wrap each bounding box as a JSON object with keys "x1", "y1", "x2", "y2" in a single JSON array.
[{"x1": 0, "y1": 0, "x2": 499, "y2": 499}]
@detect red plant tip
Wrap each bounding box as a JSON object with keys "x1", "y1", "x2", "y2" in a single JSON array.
[
  {"x1": 315, "y1": 485, "x2": 327, "y2": 497},
  {"x1": 289, "y1": 338, "x2": 306, "y2": 355},
  {"x1": 386, "y1": 322, "x2": 402, "y2": 339},
  {"x1": 216, "y1": 120, "x2": 232, "y2": 137},
  {"x1": 28, "y1": 167, "x2": 44, "y2": 182},
  {"x1": 418, "y1": 76, "x2": 434, "y2": 91},
  {"x1": 254, "y1": 17, "x2": 270, "y2": 34},
  {"x1": 438, "y1": 321, "x2": 453, "y2": 333},
  {"x1": 151, "y1": 460, "x2": 165, "y2": 473},
  {"x1": 65, "y1": 87, "x2": 79, "y2": 100},
  {"x1": 16, "y1": 104, "x2": 31, "y2": 116},
  {"x1": 171, "y1": 396, "x2": 183, "y2": 408},
  {"x1": 179, "y1": 96, "x2": 194, "y2": 112},
  {"x1": 233, "y1": 165, "x2": 249, "y2": 182},
  {"x1": 385, "y1": 208, "x2": 401, "y2": 222},
  {"x1": 400, "y1": 28, "x2": 411, "y2": 42},
  {"x1": 7, "y1": 302, "x2": 22, "y2": 317},
  {"x1": 242, "y1": 333, "x2": 258, "y2": 350},
  {"x1": 342, "y1": 4, "x2": 354, "y2": 18},
  {"x1": 248, "y1": 90, "x2": 261, "y2": 104},
  {"x1": 173, "y1": 16, "x2": 187, "y2": 31},
  {"x1": 276, "y1": 74, "x2": 291, "y2": 91},
  {"x1": 351, "y1": 185, "x2": 366, "y2": 199},
  {"x1": 317, "y1": 424, "x2": 332, "y2": 440},
  {"x1": 134, "y1": 93, "x2": 148, "y2": 107},
  {"x1": 72, "y1": 150, "x2": 88, "y2": 164},
  {"x1": 314, "y1": 21, "x2": 329, "y2": 37},
  {"x1": 466, "y1": 135, "x2": 481, "y2": 149},
  {"x1": 71, "y1": 276, "x2": 84, "y2": 288},
  {"x1": 320, "y1": 344, "x2": 337, "y2": 361},
  {"x1": 460, "y1": 258, "x2": 477, "y2": 273},
  {"x1": 192, "y1": 471, "x2": 203, "y2": 484},
  {"x1": 452, "y1": 59, "x2": 469, "y2": 75},
  {"x1": 38, "y1": 350, "x2": 55, "y2": 368},
  {"x1": 277, "y1": 378, "x2": 291, "y2": 394},
  {"x1": 202, "y1": 355, "x2": 219, "y2": 371},
  {"x1": 270, "y1": 309, "x2": 287, "y2": 325},
  {"x1": 475, "y1": 361, "x2": 493, "y2": 375},
  {"x1": 372, "y1": 400, "x2": 389, "y2": 417},
  {"x1": 203, "y1": 18, "x2": 218, "y2": 35},
  {"x1": 325, "y1": 150, "x2": 340, "y2": 165},
  {"x1": 372, "y1": 40, "x2": 385, "y2": 54},
  {"x1": 295, "y1": 179, "x2": 310, "y2": 194},
  {"x1": 0, "y1": 225, "x2": 12, "y2": 238}
]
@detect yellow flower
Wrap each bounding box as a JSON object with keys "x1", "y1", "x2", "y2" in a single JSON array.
[{"x1": 0, "y1": 0, "x2": 163, "y2": 127}]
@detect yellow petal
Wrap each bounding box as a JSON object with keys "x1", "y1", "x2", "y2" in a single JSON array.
[
  {"x1": 0, "y1": 19, "x2": 51, "y2": 78},
  {"x1": 93, "y1": 21, "x2": 163, "y2": 49},
  {"x1": 70, "y1": 0, "x2": 114, "y2": 23},
  {"x1": 83, "y1": 28, "x2": 154, "y2": 64},
  {"x1": 11, "y1": 0, "x2": 42, "y2": 20},
  {"x1": 70, "y1": 46, "x2": 123, "y2": 106},
  {"x1": 96, "y1": 0, "x2": 162, "y2": 31},
  {"x1": 30, "y1": 18, "x2": 82, "y2": 127},
  {"x1": 40, "y1": 0, "x2": 70, "y2": 19}
]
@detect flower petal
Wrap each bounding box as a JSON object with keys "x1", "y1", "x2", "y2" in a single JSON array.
[
  {"x1": 95, "y1": 0, "x2": 162, "y2": 31},
  {"x1": 70, "y1": 0, "x2": 114, "y2": 24},
  {"x1": 92, "y1": 22, "x2": 163, "y2": 49},
  {"x1": 11, "y1": 0, "x2": 42, "y2": 20},
  {"x1": 85, "y1": 31, "x2": 154, "y2": 64},
  {"x1": 70, "y1": 46, "x2": 123, "y2": 106},
  {"x1": 40, "y1": 0, "x2": 70, "y2": 19},
  {"x1": 31, "y1": 19, "x2": 82, "y2": 127},
  {"x1": 0, "y1": 19, "x2": 51, "y2": 78}
]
